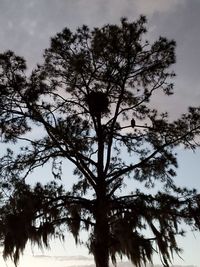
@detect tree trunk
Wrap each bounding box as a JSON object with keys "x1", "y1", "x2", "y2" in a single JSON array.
[
  {"x1": 93, "y1": 192, "x2": 109, "y2": 267},
  {"x1": 93, "y1": 116, "x2": 109, "y2": 266}
]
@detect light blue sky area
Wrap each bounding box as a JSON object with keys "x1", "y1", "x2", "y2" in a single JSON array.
[{"x1": 0, "y1": 0, "x2": 200, "y2": 266}]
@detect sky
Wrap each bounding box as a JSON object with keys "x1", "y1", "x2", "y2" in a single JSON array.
[{"x1": 0, "y1": 0, "x2": 200, "y2": 266}]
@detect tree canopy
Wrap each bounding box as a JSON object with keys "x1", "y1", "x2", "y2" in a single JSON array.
[{"x1": 0, "y1": 16, "x2": 200, "y2": 267}]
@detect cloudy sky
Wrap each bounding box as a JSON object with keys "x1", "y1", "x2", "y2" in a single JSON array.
[{"x1": 0, "y1": 0, "x2": 200, "y2": 266}]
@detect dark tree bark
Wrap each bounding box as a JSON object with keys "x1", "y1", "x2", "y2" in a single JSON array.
[{"x1": 93, "y1": 195, "x2": 110, "y2": 267}]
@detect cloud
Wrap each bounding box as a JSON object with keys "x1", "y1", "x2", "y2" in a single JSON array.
[
  {"x1": 0, "y1": 254, "x2": 94, "y2": 267},
  {"x1": 146, "y1": 0, "x2": 200, "y2": 115},
  {"x1": 134, "y1": 0, "x2": 186, "y2": 15},
  {"x1": 0, "y1": 0, "x2": 190, "y2": 72}
]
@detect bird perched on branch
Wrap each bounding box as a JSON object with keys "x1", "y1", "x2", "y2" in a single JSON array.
[{"x1": 131, "y1": 118, "x2": 135, "y2": 128}]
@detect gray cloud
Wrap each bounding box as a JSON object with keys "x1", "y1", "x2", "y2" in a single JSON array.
[
  {"x1": 147, "y1": 0, "x2": 200, "y2": 114},
  {"x1": 0, "y1": 2, "x2": 190, "y2": 73},
  {"x1": 0, "y1": 0, "x2": 187, "y2": 68},
  {"x1": 133, "y1": 0, "x2": 186, "y2": 15}
]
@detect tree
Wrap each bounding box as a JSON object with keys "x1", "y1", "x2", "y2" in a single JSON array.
[{"x1": 0, "y1": 16, "x2": 200, "y2": 267}]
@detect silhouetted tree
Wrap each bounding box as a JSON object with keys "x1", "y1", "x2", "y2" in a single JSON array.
[{"x1": 0, "y1": 16, "x2": 200, "y2": 267}]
